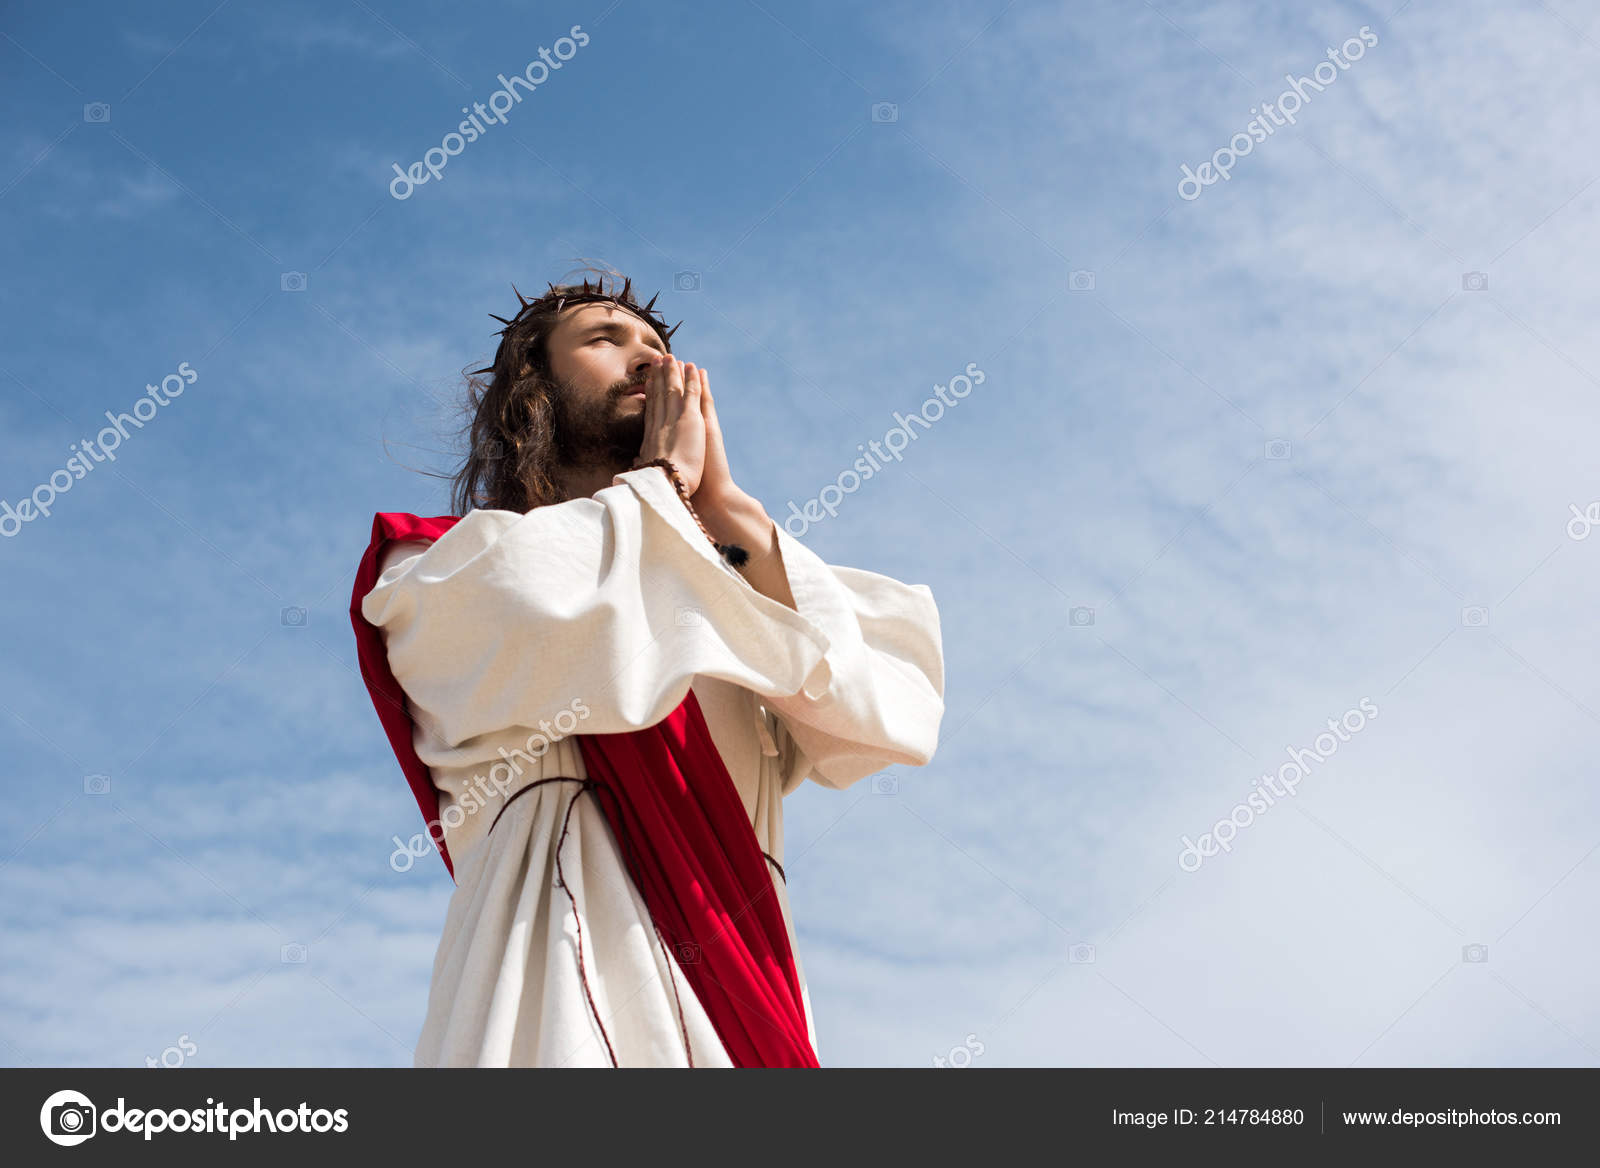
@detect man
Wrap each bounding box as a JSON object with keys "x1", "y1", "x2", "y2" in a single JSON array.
[{"x1": 351, "y1": 273, "x2": 945, "y2": 1067}]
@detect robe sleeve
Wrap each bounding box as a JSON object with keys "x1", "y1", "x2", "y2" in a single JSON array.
[
  {"x1": 360, "y1": 464, "x2": 842, "y2": 759},
  {"x1": 760, "y1": 525, "x2": 946, "y2": 794}
]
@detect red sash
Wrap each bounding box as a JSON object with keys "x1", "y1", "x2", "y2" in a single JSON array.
[{"x1": 349, "y1": 511, "x2": 818, "y2": 1067}]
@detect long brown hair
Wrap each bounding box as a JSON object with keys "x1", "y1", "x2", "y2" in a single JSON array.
[{"x1": 448, "y1": 268, "x2": 679, "y2": 516}]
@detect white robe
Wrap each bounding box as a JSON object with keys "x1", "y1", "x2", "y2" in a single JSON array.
[{"x1": 360, "y1": 464, "x2": 945, "y2": 1067}]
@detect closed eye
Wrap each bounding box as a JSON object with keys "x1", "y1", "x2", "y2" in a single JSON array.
[{"x1": 588, "y1": 329, "x2": 665, "y2": 355}]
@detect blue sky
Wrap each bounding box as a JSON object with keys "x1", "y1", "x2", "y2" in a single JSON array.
[{"x1": 3, "y1": 0, "x2": 1599, "y2": 1067}]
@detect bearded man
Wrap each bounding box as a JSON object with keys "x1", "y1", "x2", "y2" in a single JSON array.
[{"x1": 350, "y1": 273, "x2": 945, "y2": 1067}]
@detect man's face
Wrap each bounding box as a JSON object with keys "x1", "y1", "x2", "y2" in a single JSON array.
[{"x1": 543, "y1": 301, "x2": 670, "y2": 468}]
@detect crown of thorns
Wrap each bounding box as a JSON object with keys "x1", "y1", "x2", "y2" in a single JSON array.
[{"x1": 467, "y1": 276, "x2": 680, "y2": 376}]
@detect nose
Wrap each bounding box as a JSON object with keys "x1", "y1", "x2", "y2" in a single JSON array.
[{"x1": 629, "y1": 350, "x2": 655, "y2": 379}]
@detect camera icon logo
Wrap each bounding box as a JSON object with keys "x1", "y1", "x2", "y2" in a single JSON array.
[
  {"x1": 83, "y1": 102, "x2": 111, "y2": 123},
  {"x1": 1461, "y1": 943, "x2": 1489, "y2": 963},
  {"x1": 84, "y1": 773, "x2": 111, "y2": 795},
  {"x1": 1069, "y1": 270, "x2": 1096, "y2": 291},
  {"x1": 1461, "y1": 271, "x2": 1488, "y2": 292},
  {"x1": 1068, "y1": 943, "x2": 1096, "y2": 964},
  {"x1": 1069, "y1": 606, "x2": 1095, "y2": 627},
  {"x1": 1265, "y1": 438, "x2": 1292, "y2": 460},
  {"x1": 675, "y1": 940, "x2": 701, "y2": 964},
  {"x1": 1460, "y1": 606, "x2": 1489, "y2": 628},
  {"x1": 40, "y1": 1089, "x2": 97, "y2": 1146},
  {"x1": 871, "y1": 773, "x2": 899, "y2": 795},
  {"x1": 281, "y1": 943, "x2": 307, "y2": 964},
  {"x1": 280, "y1": 271, "x2": 308, "y2": 292},
  {"x1": 871, "y1": 102, "x2": 898, "y2": 123},
  {"x1": 674, "y1": 270, "x2": 700, "y2": 292},
  {"x1": 281, "y1": 606, "x2": 307, "y2": 627},
  {"x1": 674, "y1": 605, "x2": 704, "y2": 627}
]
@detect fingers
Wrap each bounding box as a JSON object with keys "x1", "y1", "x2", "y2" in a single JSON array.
[
  {"x1": 656, "y1": 356, "x2": 694, "y2": 427},
  {"x1": 642, "y1": 352, "x2": 663, "y2": 435},
  {"x1": 695, "y1": 365, "x2": 717, "y2": 437},
  {"x1": 645, "y1": 353, "x2": 690, "y2": 422},
  {"x1": 704, "y1": 366, "x2": 723, "y2": 422},
  {"x1": 678, "y1": 360, "x2": 703, "y2": 413},
  {"x1": 668, "y1": 358, "x2": 703, "y2": 431},
  {"x1": 638, "y1": 356, "x2": 704, "y2": 466},
  {"x1": 701, "y1": 369, "x2": 723, "y2": 447}
]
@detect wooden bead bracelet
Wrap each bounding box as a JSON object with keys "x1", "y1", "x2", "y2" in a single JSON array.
[{"x1": 630, "y1": 457, "x2": 750, "y2": 567}]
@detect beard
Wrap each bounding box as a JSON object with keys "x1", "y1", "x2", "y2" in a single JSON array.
[{"x1": 548, "y1": 375, "x2": 645, "y2": 471}]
